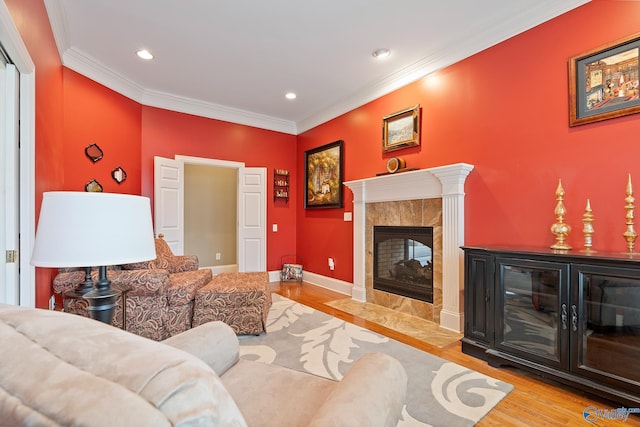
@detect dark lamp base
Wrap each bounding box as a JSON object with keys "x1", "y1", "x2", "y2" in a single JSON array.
[{"x1": 83, "y1": 265, "x2": 119, "y2": 325}]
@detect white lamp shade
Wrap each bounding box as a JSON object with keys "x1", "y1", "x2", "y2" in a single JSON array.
[{"x1": 31, "y1": 192, "x2": 157, "y2": 268}]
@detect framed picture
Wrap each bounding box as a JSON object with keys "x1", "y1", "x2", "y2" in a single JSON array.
[
  {"x1": 569, "y1": 32, "x2": 640, "y2": 127},
  {"x1": 382, "y1": 104, "x2": 420, "y2": 152},
  {"x1": 304, "y1": 140, "x2": 344, "y2": 209}
]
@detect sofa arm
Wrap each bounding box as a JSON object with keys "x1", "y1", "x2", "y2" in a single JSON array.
[
  {"x1": 107, "y1": 269, "x2": 170, "y2": 297},
  {"x1": 308, "y1": 353, "x2": 407, "y2": 427},
  {"x1": 163, "y1": 321, "x2": 240, "y2": 376}
]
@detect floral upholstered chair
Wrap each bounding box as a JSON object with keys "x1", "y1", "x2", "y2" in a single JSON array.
[{"x1": 53, "y1": 236, "x2": 212, "y2": 340}]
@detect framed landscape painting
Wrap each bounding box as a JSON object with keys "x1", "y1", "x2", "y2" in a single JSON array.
[
  {"x1": 304, "y1": 140, "x2": 344, "y2": 209},
  {"x1": 382, "y1": 104, "x2": 420, "y2": 152}
]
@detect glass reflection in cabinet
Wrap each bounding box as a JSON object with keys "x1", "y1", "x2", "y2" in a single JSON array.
[
  {"x1": 581, "y1": 272, "x2": 640, "y2": 383},
  {"x1": 502, "y1": 265, "x2": 559, "y2": 360}
]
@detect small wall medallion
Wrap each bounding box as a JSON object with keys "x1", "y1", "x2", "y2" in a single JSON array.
[
  {"x1": 85, "y1": 143, "x2": 103, "y2": 162},
  {"x1": 111, "y1": 166, "x2": 127, "y2": 184},
  {"x1": 85, "y1": 179, "x2": 103, "y2": 192}
]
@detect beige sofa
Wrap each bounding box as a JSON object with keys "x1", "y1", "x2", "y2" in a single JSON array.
[{"x1": 0, "y1": 303, "x2": 407, "y2": 426}]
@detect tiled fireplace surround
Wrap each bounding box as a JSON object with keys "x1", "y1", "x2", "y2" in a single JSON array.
[{"x1": 345, "y1": 163, "x2": 473, "y2": 332}]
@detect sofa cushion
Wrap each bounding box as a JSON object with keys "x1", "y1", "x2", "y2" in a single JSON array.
[{"x1": 0, "y1": 304, "x2": 247, "y2": 427}]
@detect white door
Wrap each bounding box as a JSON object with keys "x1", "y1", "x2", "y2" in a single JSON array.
[
  {"x1": 237, "y1": 168, "x2": 266, "y2": 272},
  {"x1": 0, "y1": 62, "x2": 20, "y2": 305},
  {"x1": 154, "y1": 156, "x2": 184, "y2": 254}
]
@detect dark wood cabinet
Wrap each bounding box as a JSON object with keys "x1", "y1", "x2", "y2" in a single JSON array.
[{"x1": 462, "y1": 246, "x2": 640, "y2": 406}]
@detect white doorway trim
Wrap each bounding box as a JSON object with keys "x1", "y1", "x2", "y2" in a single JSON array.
[
  {"x1": 176, "y1": 155, "x2": 244, "y2": 170},
  {"x1": 0, "y1": 1, "x2": 36, "y2": 307}
]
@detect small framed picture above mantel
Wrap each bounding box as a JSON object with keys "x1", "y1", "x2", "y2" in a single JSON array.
[
  {"x1": 569, "y1": 32, "x2": 640, "y2": 127},
  {"x1": 382, "y1": 104, "x2": 420, "y2": 152}
]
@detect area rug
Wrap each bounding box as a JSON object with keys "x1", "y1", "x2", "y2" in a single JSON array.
[
  {"x1": 238, "y1": 294, "x2": 513, "y2": 426},
  {"x1": 325, "y1": 297, "x2": 463, "y2": 348}
]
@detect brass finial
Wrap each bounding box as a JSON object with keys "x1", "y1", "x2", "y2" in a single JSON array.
[
  {"x1": 623, "y1": 173, "x2": 638, "y2": 253},
  {"x1": 582, "y1": 199, "x2": 595, "y2": 252},
  {"x1": 550, "y1": 179, "x2": 571, "y2": 250}
]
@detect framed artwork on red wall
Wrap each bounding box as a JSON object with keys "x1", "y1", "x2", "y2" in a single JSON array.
[
  {"x1": 569, "y1": 32, "x2": 640, "y2": 127},
  {"x1": 304, "y1": 140, "x2": 344, "y2": 209},
  {"x1": 382, "y1": 104, "x2": 420, "y2": 152}
]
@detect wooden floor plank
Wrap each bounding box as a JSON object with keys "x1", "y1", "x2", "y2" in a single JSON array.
[{"x1": 271, "y1": 281, "x2": 640, "y2": 426}]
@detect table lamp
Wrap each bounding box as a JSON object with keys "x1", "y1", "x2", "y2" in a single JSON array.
[{"x1": 31, "y1": 192, "x2": 156, "y2": 324}]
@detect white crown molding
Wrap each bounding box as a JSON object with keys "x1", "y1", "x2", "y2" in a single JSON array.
[
  {"x1": 43, "y1": 0, "x2": 69, "y2": 65},
  {"x1": 46, "y1": 0, "x2": 588, "y2": 136},
  {"x1": 142, "y1": 89, "x2": 298, "y2": 135},
  {"x1": 62, "y1": 48, "x2": 146, "y2": 100},
  {"x1": 296, "y1": 0, "x2": 590, "y2": 133},
  {"x1": 0, "y1": 1, "x2": 34, "y2": 72},
  {"x1": 60, "y1": 46, "x2": 298, "y2": 134}
]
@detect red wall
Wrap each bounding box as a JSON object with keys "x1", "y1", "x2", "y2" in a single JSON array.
[
  {"x1": 62, "y1": 68, "x2": 142, "y2": 194},
  {"x1": 11, "y1": 0, "x2": 640, "y2": 305},
  {"x1": 141, "y1": 107, "x2": 298, "y2": 270},
  {"x1": 297, "y1": 0, "x2": 640, "y2": 284}
]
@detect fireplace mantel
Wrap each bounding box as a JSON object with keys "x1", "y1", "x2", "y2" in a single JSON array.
[{"x1": 344, "y1": 163, "x2": 474, "y2": 332}]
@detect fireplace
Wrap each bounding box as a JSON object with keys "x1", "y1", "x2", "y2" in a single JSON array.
[
  {"x1": 373, "y1": 226, "x2": 433, "y2": 303},
  {"x1": 344, "y1": 163, "x2": 473, "y2": 332}
]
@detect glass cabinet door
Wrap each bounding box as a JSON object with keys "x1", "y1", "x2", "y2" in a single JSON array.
[
  {"x1": 573, "y1": 265, "x2": 640, "y2": 392},
  {"x1": 495, "y1": 257, "x2": 569, "y2": 368}
]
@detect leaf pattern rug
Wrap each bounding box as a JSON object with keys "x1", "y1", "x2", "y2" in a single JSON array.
[{"x1": 238, "y1": 294, "x2": 513, "y2": 426}]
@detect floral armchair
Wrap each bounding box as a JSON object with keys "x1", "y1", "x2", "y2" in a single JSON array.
[{"x1": 53, "y1": 236, "x2": 212, "y2": 340}]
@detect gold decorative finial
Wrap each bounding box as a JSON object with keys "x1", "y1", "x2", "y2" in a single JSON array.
[
  {"x1": 582, "y1": 199, "x2": 595, "y2": 251},
  {"x1": 623, "y1": 173, "x2": 638, "y2": 253},
  {"x1": 550, "y1": 179, "x2": 571, "y2": 250}
]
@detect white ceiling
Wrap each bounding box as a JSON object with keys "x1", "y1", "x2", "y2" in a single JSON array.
[{"x1": 44, "y1": 0, "x2": 589, "y2": 134}]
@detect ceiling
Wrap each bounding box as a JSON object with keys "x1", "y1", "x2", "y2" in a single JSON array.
[{"x1": 44, "y1": 0, "x2": 589, "y2": 134}]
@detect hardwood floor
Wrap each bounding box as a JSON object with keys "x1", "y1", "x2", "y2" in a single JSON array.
[{"x1": 271, "y1": 281, "x2": 640, "y2": 426}]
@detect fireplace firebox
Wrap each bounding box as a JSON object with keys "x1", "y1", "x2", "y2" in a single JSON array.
[{"x1": 373, "y1": 226, "x2": 433, "y2": 303}]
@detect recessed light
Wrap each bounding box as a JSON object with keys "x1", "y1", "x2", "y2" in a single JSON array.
[
  {"x1": 136, "y1": 49, "x2": 153, "y2": 60},
  {"x1": 285, "y1": 92, "x2": 297, "y2": 100},
  {"x1": 372, "y1": 48, "x2": 391, "y2": 59}
]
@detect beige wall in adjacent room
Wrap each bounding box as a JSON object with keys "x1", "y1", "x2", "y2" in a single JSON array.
[{"x1": 184, "y1": 164, "x2": 237, "y2": 267}]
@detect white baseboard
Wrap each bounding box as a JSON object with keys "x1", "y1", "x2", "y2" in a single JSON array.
[
  {"x1": 439, "y1": 309, "x2": 463, "y2": 333},
  {"x1": 268, "y1": 270, "x2": 352, "y2": 297},
  {"x1": 203, "y1": 264, "x2": 238, "y2": 275}
]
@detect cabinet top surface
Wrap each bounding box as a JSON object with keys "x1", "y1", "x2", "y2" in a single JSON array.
[{"x1": 461, "y1": 245, "x2": 640, "y2": 265}]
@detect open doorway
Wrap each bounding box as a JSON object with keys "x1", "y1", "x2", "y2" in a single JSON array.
[
  {"x1": 184, "y1": 163, "x2": 238, "y2": 273},
  {"x1": 154, "y1": 155, "x2": 266, "y2": 274}
]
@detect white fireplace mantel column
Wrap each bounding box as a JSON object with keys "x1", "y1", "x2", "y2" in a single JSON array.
[{"x1": 344, "y1": 163, "x2": 474, "y2": 332}]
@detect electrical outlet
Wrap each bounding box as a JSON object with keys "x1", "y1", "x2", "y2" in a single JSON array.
[
  {"x1": 216, "y1": 253, "x2": 221, "y2": 261},
  {"x1": 328, "y1": 258, "x2": 335, "y2": 270},
  {"x1": 49, "y1": 295, "x2": 56, "y2": 310}
]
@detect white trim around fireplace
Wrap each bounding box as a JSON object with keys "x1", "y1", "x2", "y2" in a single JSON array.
[{"x1": 344, "y1": 163, "x2": 474, "y2": 332}]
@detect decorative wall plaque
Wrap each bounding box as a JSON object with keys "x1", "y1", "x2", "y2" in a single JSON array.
[{"x1": 85, "y1": 143, "x2": 103, "y2": 162}]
